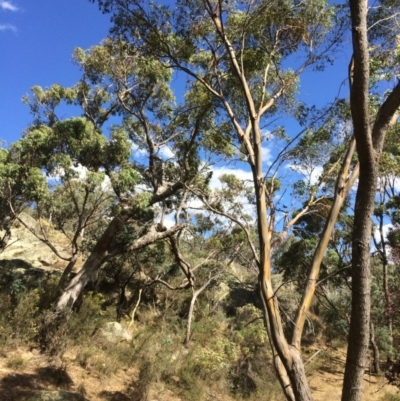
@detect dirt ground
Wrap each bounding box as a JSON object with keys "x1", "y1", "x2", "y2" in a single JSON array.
[
  {"x1": 0, "y1": 346, "x2": 399, "y2": 401},
  {"x1": 306, "y1": 346, "x2": 400, "y2": 401}
]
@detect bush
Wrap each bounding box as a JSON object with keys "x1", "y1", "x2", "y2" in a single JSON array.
[
  {"x1": 68, "y1": 291, "x2": 115, "y2": 344},
  {"x1": 0, "y1": 290, "x2": 42, "y2": 348},
  {"x1": 380, "y1": 393, "x2": 400, "y2": 401},
  {"x1": 6, "y1": 355, "x2": 28, "y2": 371}
]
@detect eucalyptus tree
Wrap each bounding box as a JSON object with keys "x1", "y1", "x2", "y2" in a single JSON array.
[
  {"x1": 0, "y1": 144, "x2": 49, "y2": 251},
  {"x1": 90, "y1": 0, "x2": 352, "y2": 399},
  {"x1": 2, "y1": 118, "x2": 120, "y2": 288},
  {"x1": 0, "y1": 146, "x2": 17, "y2": 251},
  {"x1": 21, "y1": 39, "x2": 224, "y2": 350},
  {"x1": 91, "y1": 0, "x2": 400, "y2": 399}
]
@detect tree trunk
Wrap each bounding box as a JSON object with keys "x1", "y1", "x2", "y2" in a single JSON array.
[
  {"x1": 289, "y1": 349, "x2": 313, "y2": 401},
  {"x1": 55, "y1": 211, "x2": 130, "y2": 313},
  {"x1": 38, "y1": 212, "x2": 126, "y2": 352},
  {"x1": 254, "y1": 156, "x2": 313, "y2": 400},
  {"x1": 260, "y1": 284, "x2": 296, "y2": 401},
  {"x1": 341, "y1": 0, "x2": 400, "y2": 390},
  {"x1": 185, "y1": 274, "x2": 220, "y2": 347},
  {"x1": 57, "y1": 254, "x2": 78, "y2": 292},
  {"x1": 375, "y1": 201, "x2": 393, "y2": 353},
  {"x1": 185, "y1": 288, "x2": 197, "y2": 347},
  {"x1": 0, "y1": 228, "x2": 11, "y2": 252},
  {"x1": 39, "y1": 202, "x2": 186, "y2": 351},
  {"x1": 370, "y1": 323, "x2": 380, "y2": 374},
  {"x1": 0, "y1": 216, "x2": 13, "y2": 252},
  {"x1": 260, "y1": 278, "x2": 313, "y2": 401},
  {"x1": 292, "y1": 139, "x2": 358, "y2": 349},
  {"x1": 341, "y1": 126, "x2": 376, "y2": 401},
  {"x1": 341, "y1": 0, "x2": 374, "y2": 398}
]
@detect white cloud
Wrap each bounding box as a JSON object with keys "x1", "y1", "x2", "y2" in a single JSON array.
[
  {"x1": 46, "y1": 164, "x2": 88, "y2": 182},
  {"x1": 157, "y1": 145, "x2": 174, "y2": 160},
  {"x1": 130, "y1": 142, "x2": 175, "y2": 161},
  {"x1": 288, "y1": 164, "x2": 323, "y2": 186},
  {"x1": 372, "y1": 223, "x2": 394, "y2": 255},
  {"x1": 72, "y1": 164, "x2": 87, "y2": 179},
  {"x1": 261, "y1": 129, "x2": 274, "y2": 141},
  {"x1": 45, "y1": 164, "x2": 112, "y2": 192},
  {"x1": 0, "y1": 23, "x2": 16, "y2": 32},
  {"x1": 0, "y1": 1, "x2": 18, "y2": 11},
  {"x1": 186, "y1": 198, "x2": 204, "y2": 210},
  {"x1": 131, "y1": 142, "x2": 148, "y2": 157},
  {"x1": 309, "y1": 165, "x2": 323, "y2": 185},
  {"x1": 208, "y1": 165, "x2": 253, "y2": 190},
  {"x1": 101, "y1": 174, "x2": 112, "y2": 191},
  {"x1": 261, "y1": 145, "x2": 273, "y2": 165},
  {"x1": 162, "y1": 212, "x2": 176, "y2": 229},
  {"x1": 374, "y1": 223, "x2": 393, "y2": 242},
  {"x1": 394, "y1": 178, "x2": 400, "y2": 192}
]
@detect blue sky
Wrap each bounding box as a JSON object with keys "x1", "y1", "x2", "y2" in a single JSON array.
[
  {"x1": 4, "y1": 0, "x2": 387, "y2": 236},
  {"x1": 1, "y1": 0, "x2": 112, "y2": 145},
  {"x1": 0, "y1": 0, "x2": 353, "y2": 206},
  {"x1": 1, "y1": 0, "x2": 353, "y2": 149}
]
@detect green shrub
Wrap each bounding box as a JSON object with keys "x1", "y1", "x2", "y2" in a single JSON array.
[
  {"x1": 68, "y1": 291, "x2": 115, "y2": 344},
  {"x1": 9, "y1": 290, "x2": 41, "y2": 346},
  {"x1": 380, "y1": 393, "x2": 400, "y2": 401},
  {"x1": 91, "y1": 353, "x2": 121, "y2": 377},
  {"x1": 6, "y1": 355, "x2": 28, "y2": 371},
  {"x1": 76, "y1": 347, "x2": 95, "y2": 369}
]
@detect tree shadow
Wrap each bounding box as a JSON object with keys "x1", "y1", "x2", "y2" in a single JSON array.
[
  {"x1": 98, "y1": 390, "x2": 133, "y2": 401},
  {"x1": 35, "y1": 366, "x2": 74, "y2": 387},
  {"x1": 0, "y1": 366, "x2": 75, "y2": 401}
]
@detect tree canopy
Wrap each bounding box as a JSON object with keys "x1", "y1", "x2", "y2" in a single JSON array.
[{"x1": 1, "y1": 0, "x2": 400, "y2": 400}]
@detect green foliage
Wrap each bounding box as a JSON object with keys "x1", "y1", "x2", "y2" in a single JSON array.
[
  {"x1": 319, "y1": 290, "x2": 351, "y2": 340},
  {"x1": 110, "y1": 165, "x2": 141, "y2": 194},
  {"x1": 380, "y1": 394, "x2": 400, "y2": 401},
  {"x1": 4, "y1": 291, "x2": 41, "y2": 347},
  {"x1": 5, "y1": 1, "x2": 400, "y2": 399},
  {"x1": 6, "y1": 355, "x2": 28, "y2": 371},
  {"x1": 265, "y1": 177, "x2": 282, "y2": 193},
  {"x1": 68, "y1": 292, "x2": 114, "y2": 343},
  {"x1": 235, "y1": 305, "x2": 268, "y2": 355}
]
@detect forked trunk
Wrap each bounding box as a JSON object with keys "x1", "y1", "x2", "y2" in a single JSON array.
[
  {"x1": 259, "y1": 279, "x2": 313, "y2": 401},
  {"x1": 260, "y1": 284, "x2": 295, "y2": 401},
  {"x1": 254, "y1": 163, "x2": 313, "y2": 400},
  {"x1": 289, "y1": 349, "x2": 313, "y2": 401}
]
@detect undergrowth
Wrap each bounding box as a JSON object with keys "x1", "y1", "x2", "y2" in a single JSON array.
[{"x1": 0, "y1": 272, "x2": 284, "y2": 400}]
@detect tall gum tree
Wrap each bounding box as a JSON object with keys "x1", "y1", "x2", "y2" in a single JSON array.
[
  {"x1": 91, "y1": 0, "x2": 348, "y2": 399},
  {"x1": 92, "y1": 0, "x2": 400, "y2": 399},
  {"x1": 15, "y1": 40, "x2": 220, "y2": 349}
]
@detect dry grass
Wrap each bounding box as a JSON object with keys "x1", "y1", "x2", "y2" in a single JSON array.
[
  {"x1": 1, "y1": 222, "x2": 399, "y2": 401},
  {"x1": 0, "y1": 345, "x2": 398, "y2": 401}
]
